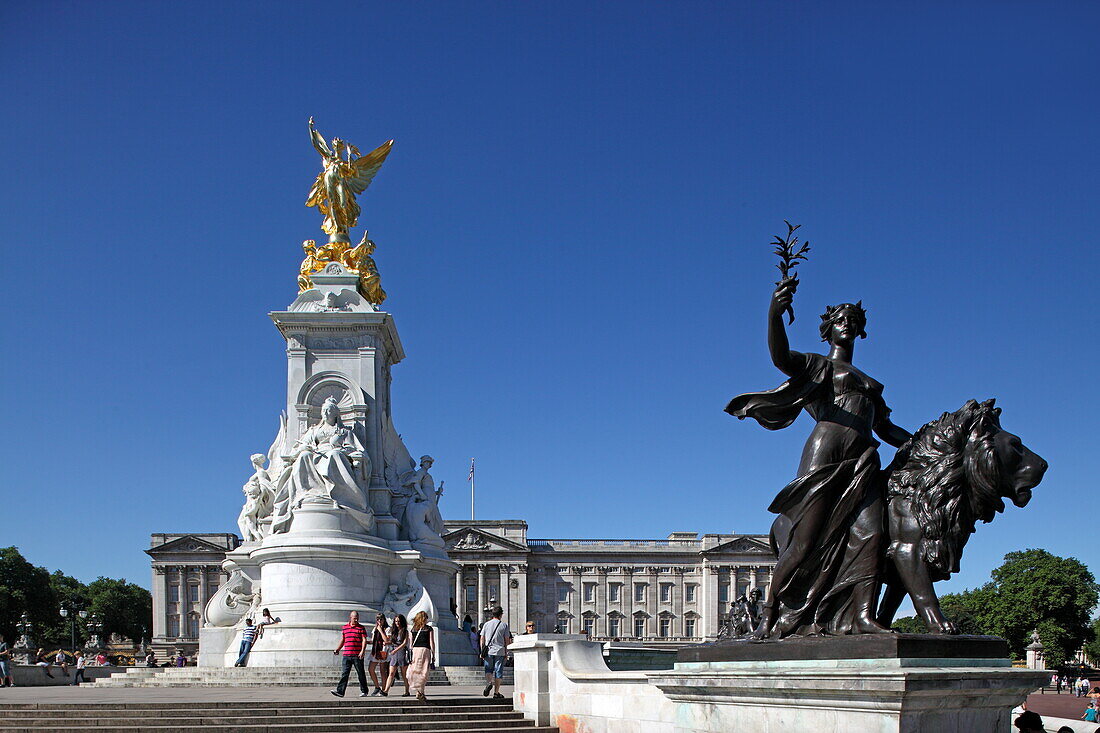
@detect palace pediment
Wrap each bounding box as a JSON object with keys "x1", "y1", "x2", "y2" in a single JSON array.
[
  {"x1": 443, "y1": 527, "x2": 528, "y2": 553},
  {"x1": 145, "y1": 535, "x2": 230, "y2": 556},
  {"x1": 704, "y1": 536, "x2": 773, "y2": 556}
]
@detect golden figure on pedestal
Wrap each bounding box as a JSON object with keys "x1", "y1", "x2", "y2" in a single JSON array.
[
  {"x1": 300, "y1": 118, "x2": 393, "y2": 305},
  {"x1": 298, "y1": 232, "x2": 386, "y2": 306}
]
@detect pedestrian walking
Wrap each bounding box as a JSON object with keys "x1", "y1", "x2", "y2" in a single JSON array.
[
  {"x1": 330, "y1": 610, "x2": 369, "y2": 698},
  {"x1": 71, "y1": 651, "x2": 87, "y2": 686},
  {"x1": 479, "y1": 606, "x2": 512, "y2": 700},
  {"x1": 408, "y1": 611, "x2": 434, "y2": 701},
  {"x1": 0, "y1": 635, "x2": 14, "y2": 687},
  {"x1": 382, "y1": 614, "x2": 411, "y2": 697},
  {"x1": 367, "y1": 613, "x2": 391, "y2": 696},
  {"x1": 35, "y1": 648, "x2": 54, "y2": 678},
  {"x1": 233, "y1": 619, "x2": 258, "y2": 667}
]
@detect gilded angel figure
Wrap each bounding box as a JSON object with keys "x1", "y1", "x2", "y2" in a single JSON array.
[{"x1": 306, "y1": 117, "x2": 393, "y2": 239}]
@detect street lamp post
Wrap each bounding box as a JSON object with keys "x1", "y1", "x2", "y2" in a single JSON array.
[{"x1": 59, "y1": 605, "x2": 88, "y2": 652}]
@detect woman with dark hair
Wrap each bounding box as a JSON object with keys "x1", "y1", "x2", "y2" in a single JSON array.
[
  {"x1": 367, "y1": 613, "x2": 390, "y2": 696},
  {"x1": 727, "y1": 276, "x2": 912, "y2": 638},
  {"x1": 382, "y1": 614, "x2": 411, "y2": 697}
]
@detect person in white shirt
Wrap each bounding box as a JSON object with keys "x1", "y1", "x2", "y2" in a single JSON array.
[
  {"x1": 479, "y1": 606, "x2": 512, "y2": 700},
  {"x1": 71, "y1": 651, "x2": 87, "y2": 685}
]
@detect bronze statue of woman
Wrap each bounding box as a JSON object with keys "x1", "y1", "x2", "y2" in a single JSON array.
[{"x1": 727, "y1": 276, "x2": 912, "y2": 638}]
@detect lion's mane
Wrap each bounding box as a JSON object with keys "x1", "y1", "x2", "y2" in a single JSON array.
[{"x1": 886, "y1": 399, "x2": 1006, "y2": 581}]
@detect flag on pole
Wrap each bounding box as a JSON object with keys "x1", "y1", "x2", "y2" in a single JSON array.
[
  {"x1": 468, "y1": 458, "x2": 475, "y2": 481},
  {"x1": 468, "y1": 458, "x2": 476, "y2": 521}
]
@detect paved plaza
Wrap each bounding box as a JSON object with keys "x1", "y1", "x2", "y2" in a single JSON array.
[{"x1": 0, "y1": 683, "x2": 506, "y2": 705}]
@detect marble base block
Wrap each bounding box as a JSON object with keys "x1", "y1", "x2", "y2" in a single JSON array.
[{"x1": 512, "y1": 635, "x2": 1046, "y2": 733}]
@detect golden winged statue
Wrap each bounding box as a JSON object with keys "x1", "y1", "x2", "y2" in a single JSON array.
[
  {"x1": 306, "y1": 116, "x2": 393, "y2": 240},
  {"x1": 300, "y1": 118, "x2": 393, "y2": 305}
]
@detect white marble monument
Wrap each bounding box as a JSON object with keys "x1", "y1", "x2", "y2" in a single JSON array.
[{"x1": 199, "y1": 119, "x2": 477, "y2": 668}]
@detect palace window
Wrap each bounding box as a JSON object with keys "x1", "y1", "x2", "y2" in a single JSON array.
[
  {"x1": 684, "y1": 618, "x2": 696, "y2": 638},
  {"x1": 465, "y1": 585, "x2": 477, "y2": 606},
  {"x1": 167, "y1": 616, "x2": 180, "y2": 638},
  {"x1": 557, "y1": 618, "x2": 569, "y2": 634},
  {"x1": 532, "y1": 586, "x2": 543, "y2": 603},
  {"x1": 558, "y1": 584, "x2": 570, "y2": 603},
  {"x1": 608, "y1": 617, "x2": 620, "y2": 637},
  {"x1": 633, "y1": 617, "x2": 645, "y2": 638},
  {"x1": 685, "y1": 584, "x2": 696, "y2": 603},
  {"x1": 582, "y1": 617, "x2": 595, "y2": 637},
  {"x1": 634, "y1": 583, "x2": 647, "y2": 603},
  {"x1": 583, "y1": 582, "x2": 596, "y2": 603},
  {"x1": 660, "y1": 583, "x2": 673, "y2": 603},
  {"x1": 659, "y1": 617, "x2": 671, "y2": 638},
  {"x1": 188, "y1": 614, "x2": 200, "y2": 638},
  {"x1": 608, "y1": 583, "x2": 621, "y2": 603},
  {"x1": 190, "y1": 585, "x2": 200, "y2": 603},
  {"x1": 719, "y1": 583, "x2": 729, "y2": 603},
  {"x1": 168, "y1": 585, "x2": 179, "y2": 603},
  {"x1": 489, "y1": 583, "x2": 499, "y2": 603}
]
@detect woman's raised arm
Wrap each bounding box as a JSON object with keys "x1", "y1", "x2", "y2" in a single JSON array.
[{"x1": 768, "y1": 277, "x2": 799, "y2": 375}]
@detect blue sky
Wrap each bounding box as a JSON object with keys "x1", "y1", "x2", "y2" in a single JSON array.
[{"x1": 2, "y1": 1, "x2": 1097, "y2": 613}]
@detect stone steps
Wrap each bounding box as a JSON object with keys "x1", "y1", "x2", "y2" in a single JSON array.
[
  {"x1": 90, "y1": 665, "x2": 510, "y2": 688},
  {"x1": 0, "y1": 697, "x2": 554, "y2": 733}
]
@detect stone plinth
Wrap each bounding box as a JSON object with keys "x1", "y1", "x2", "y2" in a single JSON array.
[{"x1": 511, "y1": 634, "x2": 1047, "y2": 733}]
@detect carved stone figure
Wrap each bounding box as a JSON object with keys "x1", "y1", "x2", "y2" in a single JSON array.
[
  {"x1": 237, "y1": 477, "x2": 264, "y2": 542},
  {"x1": 381, "y1": 569, "x2": 422, "y2": 618},
  {"x1": 396, "y1": 456, "x2": 446, "y2": 550},
  {"x1": 270, "y1": 396, "x2": 374, "y2": 534},
  {"x1": 727, "y1": 275, "x2": 913, "y2": 639},
  {"x1": 875, "y1": 399, "x2": 1046, "y2": 632}
]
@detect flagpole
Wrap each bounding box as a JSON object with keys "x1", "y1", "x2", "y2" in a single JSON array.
[{"x1": 469, "y1": 458, "x2": 476, "y2": 520}]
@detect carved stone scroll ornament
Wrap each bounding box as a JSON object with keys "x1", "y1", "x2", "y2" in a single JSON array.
[{"x1": 203, "y1": 570, "x2": 257, "y2": 628}]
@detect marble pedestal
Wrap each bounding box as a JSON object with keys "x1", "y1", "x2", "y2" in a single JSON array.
[
  {"x1": 199, "y1": 503, "x2": 478, "y2": 668},
  {"x1": 511, "y1": 634, "x2": 1046, "y2": 733}
]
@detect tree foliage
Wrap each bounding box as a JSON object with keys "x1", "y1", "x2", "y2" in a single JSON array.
[{"x1": 0, "y1": 547, "x2": 151, "y2": 651}]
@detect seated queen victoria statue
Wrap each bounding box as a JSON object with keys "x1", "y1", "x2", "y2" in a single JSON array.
[
  {"x1": 726, "y1": 275, "x2": 912, "y2": 639},
  {"x1": 270, "y1": 396, "x2": 374, "y2": 534}
]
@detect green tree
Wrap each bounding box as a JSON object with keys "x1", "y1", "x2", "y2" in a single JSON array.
[
  {"x1": 890, "y1": 615, "x2": 926, "y2": 633},
  {"x1": 87, "y1": 578, "x2": 152, "y2": 645},
  {"x1": 47, "y1": 571, "x2": 92, "y2": 649},
  {"x1": 1082, "y1": 617, "x2": 1100, "y2": 664},
  {"x1": 966, "y1": 549, "x2": 1098, "y2": 665},
  {"x1": 0, "y1": 547, "x2": 57, "y2": 645}
]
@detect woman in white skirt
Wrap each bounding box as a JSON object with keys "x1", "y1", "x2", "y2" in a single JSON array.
[
  {"x1": 367, "y1": 614, "x2": 391, "y2": 696},
  {"x1": 408, "y1": 611, "x2": 434, "y2": 700}
]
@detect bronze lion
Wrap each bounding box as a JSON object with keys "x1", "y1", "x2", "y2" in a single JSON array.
[{"x1": 876, "y1": 399, "x2": 1047, "y2": 633}]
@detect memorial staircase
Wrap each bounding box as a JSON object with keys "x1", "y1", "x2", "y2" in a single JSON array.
[
  {"x1": 90, "y1": 665, "x2": 512, "y2": 688},
  {"x1": 0, "y1": 697, "x2": 554, "y2": 733}
]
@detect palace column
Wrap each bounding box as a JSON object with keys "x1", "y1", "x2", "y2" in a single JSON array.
[
  {"x1": 454, "y1": 568, "x2": 463, "y2": 620},
  {"x1": 596, "y1": 567, "x2": 609, "y2": 638},
  {"x1": 570, "y1": 566, "x2": 582, "y2": 633},
  {"x1": 703, "y1": 562, "x2": 720, "y2": 639},
  {"x1": 502, "y1": 565, "x2": 512, "y2": 623},
  {"x1": 476, "y1": 565, "x2": 486, "y2": 623},
  {"x1": 515, "y1": 565, "x2": 528, "y2": 632},
  {"x1": 647, "y1": 566, "x2": 659, "y2": 638}
]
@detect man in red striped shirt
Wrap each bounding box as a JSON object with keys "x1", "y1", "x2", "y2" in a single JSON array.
[{"x1": 331, "y1": 610, "x2": 369, "y2": 697}]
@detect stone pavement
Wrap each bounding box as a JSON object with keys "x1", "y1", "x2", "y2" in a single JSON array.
[
  {"x1": 0, "y1": 683, "x2": 507, "y2": 704},
  {"x1": 1025, "y1": 690, "x2": 1097, "y2": 721}
]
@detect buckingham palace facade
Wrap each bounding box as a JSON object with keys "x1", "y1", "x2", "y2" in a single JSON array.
[
  {"x1": 148, "y1": 522, "x2": 776, "y2": 651},
  {"x1": 443, "y1": 520, "x2": 777, "y2": 645}
]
